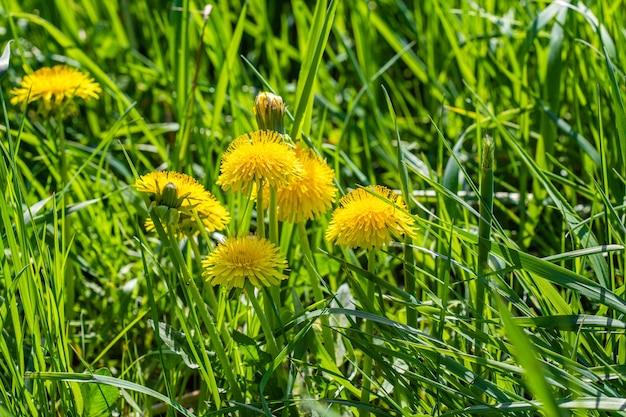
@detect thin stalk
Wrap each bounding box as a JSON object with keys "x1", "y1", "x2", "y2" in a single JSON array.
[
  {"x1": 268, "y1": 187, "x2": 281, "y2": 329},
  {"x1": 151, "y1": 212, "x2": 243, "y2": 404},
  {"x1": 189, "y1": 237, "x2": 235, "y2": 348},
  {"x1": 256, "y1": 177, "x2": 265, "y2": 239},
  {"x1": 56, "y1": 117, "x2": 75, "y2": 323},
  {"x1": 360, "y1": 249, "x2": 377, "y2": 417},
  {"x1": 269, "y1": 187, "x2": 279, "y2": 245},
  {"x1": 297, "y1": 221, "x2": 335, "y2": 356},
  {"x1": 476, "y1": 136, "x2": 494, "y2": 359},
  {"x1": 245, "y1": 281, "x2": 279, "y2": 356}
]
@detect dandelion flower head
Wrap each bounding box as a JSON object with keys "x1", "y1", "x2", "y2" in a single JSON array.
[
  {"x1": 273, "y1": 147, "x2": 336, "y2": 222},
  {"x1": 216, "y1": 130, "x2": 303, "y2": 194},
  {"x1": 203, "y1": 236, "x2": 288, "y2": 289},
  {"x1": 10, "y1": 65, "x2": 102, "y2": 110},
  {"x1": 134, "y1": 171, "x2": 229, "y2": 235},
  {"x1": 325, "y1": 185, "x2": 415, "y2": 249}
]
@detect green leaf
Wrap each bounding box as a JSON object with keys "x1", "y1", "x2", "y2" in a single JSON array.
[
  {"x1": 81, "y1": 368, "x2": 120, "y2": 417},
  {"x1": 0, "y1": 40, "x2": 12, "y2": 78},
  {"x1": 147, "y1": 319, "x2": 200, "y2": 369},
  {"x1": 25, "y1": 371, "x2": 197, "y2": 417}
]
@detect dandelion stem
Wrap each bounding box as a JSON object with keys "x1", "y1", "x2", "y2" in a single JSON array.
[
  {"x1": 476, "y1": 136, "x2": 494, "y2": 361},
  {"x1": 267, "y1": 187, "x2": 281, "y2": 329},
  {"x1": 56, "y1": 117, "x2": 75, "y2": 323},
  {"x1": 269, "y1": 187, "x2": 279, "y2": 245},
  {"x1": 256, "y1": 177, "x2": 265, "y2": 239},
  {"x1": 245, "y1": 281, "x2": 279, "y2": 356},
  {"x1": 360, "y1": 249, "x2": 377, "y2": 417},
  {"x1": 189, "y1": 237, "x2": 233, "y2": 346},
  {"x1": 151, "y1": 214, "x2": 243, "y2": 404},
  {"x1": 297, "y1": 221, "x2": 335, "y2": 357}
]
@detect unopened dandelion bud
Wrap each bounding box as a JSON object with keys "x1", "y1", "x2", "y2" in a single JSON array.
[
  {"x1": 160, "y1": 182, "x2": 180, "y2": 208},
  {"x1": 254, "y1": 91, "x2": 285, "y2": 134}
]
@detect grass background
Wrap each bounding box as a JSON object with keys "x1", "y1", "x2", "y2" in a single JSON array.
[{"x1": 2, "y1": 0, "x2": 626, "y2": 416}]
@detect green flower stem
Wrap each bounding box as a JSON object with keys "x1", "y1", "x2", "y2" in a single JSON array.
[
  {"x1": 267, "y1": 187, "x2": 281, "y2": 329},
  {"x1": 189, "y1": 238, "x2": 234, "y2": 346},
  {"x1": 403, "y1": 234, "x2": 417, "y2": 328},
  {"x1": 55, "y1": 117, "x2": 75, "y2": 323},
  {"x1": 269, "y1": 187, "x2": 279, "y2": 245},
  {"x1": 153, "y1": 216, "x2": 243, "y2": 404},
  {"x1": 297, "y1": 221, "x2": 335, "y2": 356},
  {"x1": 476, "y1": 136, "x2": 494, "y2": 361},
  {"x1": 256, "y1": 178, "x2": 265, "y2": 239},
  {"x1": 360, "y1": 249, "x2": 377, "y2": 417},
  {"x1": 245, "y1": 281, "x2": 279, "y2": 356}
]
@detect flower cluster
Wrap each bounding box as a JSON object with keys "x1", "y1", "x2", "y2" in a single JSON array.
[{"x1": 130, "y1": 91, "x2": 416, "y2": 291}]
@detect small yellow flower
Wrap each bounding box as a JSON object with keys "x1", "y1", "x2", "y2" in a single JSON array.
[
  {"x1": 325, "y1": 186, "x2": 415, "y2": 249},
  {"x1": 203, "y1": 236, "x2": 288, "y2": 289},
  {"x1": 273, "y1": 147, "x2": 336, "y2": 222},
  {"x1": 216, "y1": 130, "x2": 303, "y2": 194},
  {"x1": 134, "y1": 171, "x2": 229, "y2": 236},
  {"x1": 10, "y1": 65, "x2": 101, "y2": 110}
]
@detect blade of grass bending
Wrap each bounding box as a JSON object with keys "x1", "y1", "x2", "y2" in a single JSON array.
[
  {"x1": 490, "y1": 242, "x2": 626, "y2": 315},
  {"x1": 289, "y1": 0, "x2": 338, "y2": 141},
  {"x1": 25, "y1": 372, "x2": 197, "y2": 417},
  {"x1": 149, "y1": 216, "x2": 243, "y2": 405},
  {"x1": 382, "y1": 86, "x2": 417, "y2": 328},
  {"x1": 538, "y1": 3, "x2": 568, "y2": 162},
  {"x1": 137, "y1": 232, "x2": 176, "y2": 408},
  {"x1": 511, "y1": 314, "x2": 626, "y2": 330},
  {"x1": 210, "y1": 2, "x2": 247, "y2": 141},
  {"x1": 493, "y1": 295, "x2": 566, "y2": 417}
]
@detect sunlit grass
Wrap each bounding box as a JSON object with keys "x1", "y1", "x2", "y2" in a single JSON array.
[{"x1": 1, "y1": 1, "x2": 626, "y2": 416}]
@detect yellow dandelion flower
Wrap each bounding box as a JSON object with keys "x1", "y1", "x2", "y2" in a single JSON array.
[
  {"x1": 216, "y1": 130, "x2": 304, "y2": 193},
  {"x1": 134, "y1": 171, "x2": 229, "y2": 235},
  {"x1": 274, "y1": 147, "x2": 336, "y2": 222},
  {"x1": 325, "y1": 186, "x2": 415, "y2": 249},
  {"x1": 10, "y1": 65, "x2": 102, "y2": 110},
  {"x1": 134, "y1": 171, "x2": 208, "y2": 208},
  {"x1": 203, "y1": 236, "x2": 288, "y2": 289}
]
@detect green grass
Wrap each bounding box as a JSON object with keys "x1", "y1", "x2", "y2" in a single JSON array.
[{"x1": 2, "y1": 0, "x2": 626, "y2": 416}]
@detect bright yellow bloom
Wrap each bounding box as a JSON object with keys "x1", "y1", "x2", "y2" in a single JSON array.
[
  {"x1": 203, "y1": 236, "x2": 288, "y2": 289},
  {"x1": 274, "y1": 147, "x2": 336, "y2": 222},
  {"x1": 134, "y1": 171, "x2": 229, "y2": 236},
  {"x1": 325, "y1": 186, "x2": 415, "y2": 249},
  {"x1": 216, "y1": 130, "x2": 303, "y2": 194},
  {"x1": 10, "y1": 65, "x2": 101, "y2": 110}
]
